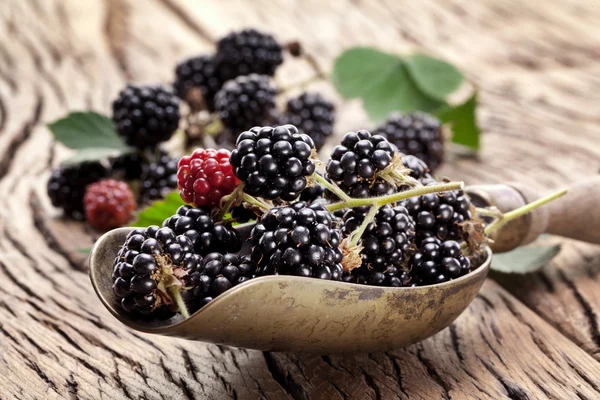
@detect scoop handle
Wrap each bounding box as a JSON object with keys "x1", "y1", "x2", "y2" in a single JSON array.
[{"x1": 465, "y1": 177, "x2": 600, "y2": 252}]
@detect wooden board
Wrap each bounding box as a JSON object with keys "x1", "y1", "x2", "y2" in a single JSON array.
[{"x1": 1, "y1": 0, "x2": 600, "y2": 398}]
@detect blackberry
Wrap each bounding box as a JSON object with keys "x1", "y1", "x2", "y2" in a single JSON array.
[
  {"x1": 110, "y1": 152, "x2": 147, "y2": 181},
  {"x1": 140, "y1": 152, "x2": 178, "y2": 203},
  {"x1": 230, "y1": 205, "x2": 259, "y2": 223},
  {"x1": 214, "y1": 74, "x2": 277, "y2": 135},
  {"x1": 281, "y1": 92, "x2": 335, "y2": 151},
  {"x1": 401, "y1": 155, "x2": 432, "y2": 182},
  {"x1": 215, "y1": 28, "x2": 283, "y2": 82},
  {"x1": 409, "y1": 238, "x2": 471, "y2": 285},
  {"x1": 192, "y1": 253, "x2": 256, "y2": 308},
  {"x1": 112, "y1": 84, "x2": 181, "y2": 149},
  {"x1": 47, "y1": 161, "x2": 110, "y2": 220},
  {"x1": 230, "y1": 125, "x2": 316, "y2": 201},
  {"x1": 374, "y1": 112, "x2": 444, "y2": 172},
  {"x1": 250, "y1": 202, "x2": 343, "y2": 280},
  {"x1": 84, "y1": 179, "x2": 136, "y2": 231},
  {"x1": 341, "y1": 205, "x2": 416, "y2": 287},
  {"x1": 112, "y1": 226, "x2": 203, "y2": 316},
  {"x1": 401, "y1": 177, "x2": 472, "y2": 244},
  {"x1": 162, "y1": 205, "x2": 241, "y2": 256},
  {"x1": 299, "y1": 183, "x2": 325, "y2": 204},
  {"x1": 174, "y1": 55, "x2": 222, "y2": 111}
]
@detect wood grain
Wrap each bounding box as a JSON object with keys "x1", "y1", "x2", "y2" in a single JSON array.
[{"x1": 1, "y1": 0, "x2": 600, "y2": 398}]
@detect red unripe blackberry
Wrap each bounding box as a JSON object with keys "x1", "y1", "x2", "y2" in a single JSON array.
[
  {"x1": 280, "y1": 92, "x2": 335, "y2": 151},
  {"x1": 174, "y1": 55, "x2": 222, "y2": 111},
  {"x1": 177, "y1": 148, "x2": 239, "y2": 208},
  {"x1": 409, "y1": 237, "x2": 471, "y2": 285},
  {"x1": 374, "y1": 112, "x2": 444, "y2": 172},
  {"x1": 112, "y1": 84, "x2": 180, "y2": 149},
  {"x1": 215, "y1": 28, "x2": 283, "y2": 82},
  {"x1": 84, "y1": 179, "x2": 136, "y2": 231}
]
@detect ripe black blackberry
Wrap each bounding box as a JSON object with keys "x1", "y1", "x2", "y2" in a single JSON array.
[
  {"x1": 299, "y1": 183, "x2": 325, "y2": 204},
  {"x1": 341, "y1": 205, "x2": 416, "y2": 287},
  {"x1": 140, "y1": 152, "x2": 178, "y2": 203},
  {"x1": 214, "y1": 74, "x2": 277, "y2": 135},
  {"x1": 174, "y1": 55, "x2": 222, "y2": 111},
  {"x1": 250, "y1": 202, "x2": 344, "y2": 280},
  {"x1": 162, "y1": 205, "x2": 241, "y2": 256},
  {"x1": 110, "y1": 152, "x2": 147, "y2": 181},
  {"x1": 215, "y1": 28, "x2": 283, "y2": 82},
  {"x1": 401, "y1": 177, "x2": 472, "y2": 244},
  {"x1": 281, "y1": 92, "x2": 335, "y2": 151},
  {"x1": 230, "y1": 125, "x2": 316, "y2": 201},
  {"x1": 343, "y1": 266, "x2": 413, "y2": 287},
  {"x1": 192, "y1": 253, "x2": 256, "y2": 308},
  {"x1": 374, "y1": 112, "x2": 444, "y2": 172},
  {"x1": 230, "y1": 204, "x2": 259, "y2": 223},
  {"x1": 409, "y1": 238, "x2": 471, "y2": 285},
  {"x1": 112, "y1": 84, "x2": 181, "y2": 149},
  {"x1": 47, "y1": 161, "x2": 110, "y2": 220},
  {"x1": 112, "y1": 226, "x2": 203, "y2": 316},
  {"x1": 401, "y1": 154, "x2": 432, "y2": 182}
]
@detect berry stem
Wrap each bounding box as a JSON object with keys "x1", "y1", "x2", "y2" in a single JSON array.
[
  {"x1": 475, "y1": 207, "x2": 503, "y2": 218},
  {"x1": 325, "y1": 181, "x2": 464, "y2": 212},
  {"x1": 349, "y1": 205, "x2": 380, "y2": 247},
  {"x1": 242, "y1": 193, "x2": 272, "y2": 211},
  {"x1": 168, "y1": 286, "x2": 190, "y2": 319},
  {"x1": 313, "y1": 173, "x2": 351, "y2": 202},
  {"x1": 484, "y1": 189, "x2": 568, "y2": 235},
  {"x1": 204, "y1": 119, "x2": 224, "y2": 136},
  {"x1": 216, "y1": 183, "x2": 246, "y2": 220}
]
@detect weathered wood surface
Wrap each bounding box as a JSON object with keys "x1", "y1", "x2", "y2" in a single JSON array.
[{"x1": 1, "y1": 0, "x2": 600, "y2": 398}]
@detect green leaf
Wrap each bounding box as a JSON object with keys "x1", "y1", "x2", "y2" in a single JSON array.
[
  {"x1": 491, "y1": 244, "x2": 561, "y2": 274},
  {"x1": 436, "y1": 94, "x2": 480, "y2": 150},
  {"x1": 48, "y1": 111, "x2": 128, "y2": 150},
  {"x1": 403, "y1": 53, "x2": 463, "y2": 101},
  {"x1": 77, "y1": 247, "x2": 92, "y2": 254},
  {"x1": 64, "y1": 147, "x2": 130, "y2": 164},
  {"x1": 131, "y1": 191, "x2": 186, "y2": 227},
  {"x1": 332, "y1": 47, "x2": 444, "y2": 122}
]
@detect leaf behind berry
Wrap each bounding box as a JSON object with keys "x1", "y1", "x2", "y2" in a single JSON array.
[
  {"x1": 132, "y1": 191, "x2": 186, "y2": 227},
  {"x1": 491, "y1": 243, "x2": 561, "y2": 274},
  {"x1": 403, "y1": 53, "x2": 464, "y2": 101},
  {"x1": 48, "y1": 111, "x2": 128, "y2": 150},
  {"x1": 436, "y1": 94, "x2": 480, "y2": 150}
]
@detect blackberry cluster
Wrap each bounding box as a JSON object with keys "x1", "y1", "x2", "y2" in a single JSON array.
[
  {"x1": 174, "y1": 55, "x2": 222, "y2": 111},
  {"x1": 47, "y1": 161, "x2": 110, "y2": 220},
  {"x1": 110, "y1": 152, "x2": 147, "y2": 181},
  {"x1": 342, "y1": 205, "x2": 416, "y2": 287},
  {"x1": 250, "y1": 202, "x2": 343, "y2": 280},
  {"x1": 409, "y1": 238, "x2": 471, "y2": 285},
  {"x1": 112, "y1": 84, "x2": 180, "y2": 149},
  {"x1": 140, "y1": 152, "x2": 178, "y2": 203},
  {"x1": 401, "y1": 155, "x2": 432, "y2": 181},
  {"x1": 374, "y1": 112, "x2": 444, "y2": 172},
  {"x1": 281, "y1": 92, "x2": 335, "y2": 151},
  {"x1": 192, "y1": 253, "x2": 256, "y2": 308},
  {"x1": 112, "y1": 226, "x2": 203, "y2": 315},
  {"x1": 230, "y1": 125, "x2": 316, "y2": 201},
  {"x1": 84, "y1": 179, "x2": 136, "y2": 231},
  {"x1": 162, "y1": 205, "x2": 241, "y2": 256},
  {"x1": 299, "y1": 183, "x2": 325, "y2": 204},
  {"x1": 215, "y1": 29, "x2": 283, "y2": 82},
  {"x1": 214, "y1": 74, "x2": 277, "y2": 135},
  {"x1": 402, "y1": 177, "x2": 472, "y2": 244}
]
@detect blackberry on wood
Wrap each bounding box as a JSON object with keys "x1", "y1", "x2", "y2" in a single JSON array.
[
  {"x1": 47, "y1": 161, "x2": 110, "y2": 220},
  {"x1": 84, "y1": 179, "x2": 136, "y2": 231},
  {"x1": 374, "y1": 112, "x2": 444, "y2": 172},
  {"x1": 409, "y1": 238, "x2": 471, "y2": 285},
  {"x1": 250, "y1": 202, "x2": 344, "y2": 280},
  {"x1": 112, "y1": 84, "x2": 180, "y2": 149},
  {"x1": 193, "y1": 253, "x2": 256, "y2": 308},
  {"x1": 174, "y1": 55, "x2": 222, "y2": 111},
  {"x1": 230, "y1": 125, "x2": 316, "y2": 201},
  {"x1": 112, "y1": 226, "x2": 203, "y2": 316},
  {"x1": 162, "y1": 205, "x2": 241, "y2": 256},
  {"x1": 140, "y1": 152, "x2": 178, "y2": 203},
  {"x1": 281, "y1": 92, "x2": 335, "y2": 151},
  {"x1": 215, "y1": 28, "x2": 283, "y2": 82},
  {"x1": 214, "y1": 74, "x2": 277, "y2": 134}
]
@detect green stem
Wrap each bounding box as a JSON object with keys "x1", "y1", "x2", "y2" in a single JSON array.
[
  {"x1": 215, "y1": 183, "x2": 245, "y2": 220},
  {"x1": 314, "y1": 173, "x2": 350, "y2": 202},
  {"x1": 326, "y1": 181, "x2": 464, "y2": 212},
  {"x1": 349, "y1": 205, "x2": 380, "y2": 247},
  {"x1": 242, "y1": 193, "x2": 271, "y2": 211},
  {"x1": 484, "y1": 189, "x2": 567, "y2": 235},
  {"x1": 475, "y1": 207, "x2": 502, "y2": 218},
  {"x1": 205, "y1": 119, "x2": 224, "y2": 136},
  {"x1": 168, "y1": 286, "x2": 190, "y2": 319}
]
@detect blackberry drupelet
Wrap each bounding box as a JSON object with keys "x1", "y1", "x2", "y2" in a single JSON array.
[
  {"x1": 214, "y1": 74, "x2": 277, "y2": 135},
  {"x1": 47, "y1": 161, "x2": 110, "y2": 220},
  {"x1": 140, "y1": 152, "x2": 178, "y2": 203},
  {"x1": 299, "y1": 183, "x2": 325, "y2": 204},
  {"x1": 401, "y1": 155, "x2": 432, "y2": 182},
  {"x1": 230, "y1": 205, "x2": 259, "y2": 223},
  {"x1": 192, "y1": 253, "x2": 256, "y2": 308},
  {"x1": 174, "y1": 55, "x2": 222, "y2": 111},
  {"x1": 110, "y1": 152, "x2": 147, "y2": 181},
  {"x1": 230, "y1": 125, "x2": 316, "y2": 201},
  {"x1": 112, "y1": 84, "x2": 181, "y2": 149},
  {"x1": 163, "y1": 205, "x2": 241, "y2": 256},
  {"x1": 250, "y1": 202, "x2": 344, "y2": 280},
  {"x1": 112, "y1": 226, "x2": 203, "y2": 316},
  {"x1": 409, "y1": 238, "x2": 471, "y2": 285},
  {"x1": 215, "y1": 28, "x2": 283, "y2": 82},
  {"x1": 281, "y1": 92, "x2": 335, "y2": 151},
  {"x1": 84, "y1": 179, "x2": 136, "y2": 231},
  {"x1": 374, "y1": 112, "x2": 444, "y2": 172}
]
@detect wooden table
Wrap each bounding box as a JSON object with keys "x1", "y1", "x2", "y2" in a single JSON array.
[{"x1": 2, "y1": 1, "x2": 600, "y2": 398}]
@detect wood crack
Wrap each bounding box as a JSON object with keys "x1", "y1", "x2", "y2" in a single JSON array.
[{"x1": 263, "y1": 353, "x2": 308, "y2": 400}]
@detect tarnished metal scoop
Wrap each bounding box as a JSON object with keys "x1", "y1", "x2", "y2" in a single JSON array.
[{"x1": 89, "y1": 179, "x2": 598, "y2": 354}]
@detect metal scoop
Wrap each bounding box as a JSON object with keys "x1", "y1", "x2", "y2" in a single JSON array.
[{"x1": 89, "y1": 179, "x2": 598, "y2": 354}]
